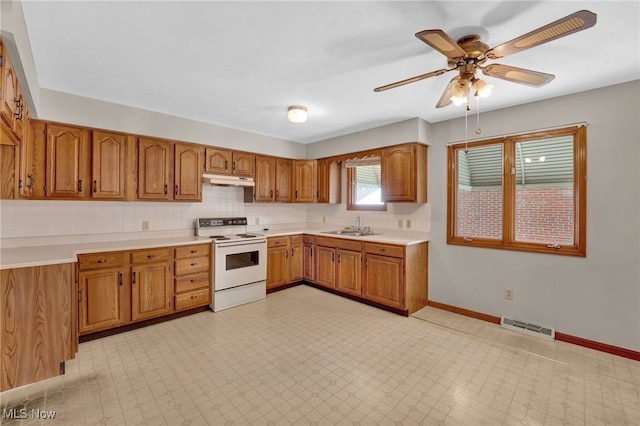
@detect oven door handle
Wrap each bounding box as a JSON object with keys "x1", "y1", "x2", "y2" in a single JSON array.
[{"x1": 215, "y1": 239, "x2": 267, "y2": 249}]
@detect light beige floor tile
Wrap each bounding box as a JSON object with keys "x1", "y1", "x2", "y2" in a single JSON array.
[{"x1": 1, "y1": 285, "x2": 638, "y2": 425}]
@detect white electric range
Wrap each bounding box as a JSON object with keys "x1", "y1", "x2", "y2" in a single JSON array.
[{"x1": 196, "y1": 217, "x2": 266, "y2": 312}]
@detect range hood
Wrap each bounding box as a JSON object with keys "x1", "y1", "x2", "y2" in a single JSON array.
[{"x1": 202, "y1": 174, "x2": 255, "y2": 187}]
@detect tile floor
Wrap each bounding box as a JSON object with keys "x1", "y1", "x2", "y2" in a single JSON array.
[{"x1": 1, "y1": 285, "x2": 638, "y2": 425}]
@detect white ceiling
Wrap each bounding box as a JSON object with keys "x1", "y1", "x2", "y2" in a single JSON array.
[{"x1": 20, "y1": 1, "x2": 640, "y2": 144}]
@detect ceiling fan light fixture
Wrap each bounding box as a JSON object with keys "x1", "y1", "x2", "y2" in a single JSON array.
[
  {"x1": 450, "y1": 82, "x2": 470, "y2": 105},
  {"x1": 472, "y1": 78, "x2": 493, "y2": 98},
  {"x1": 287, "y1": 105, "x2": 308, "y2": 123}
]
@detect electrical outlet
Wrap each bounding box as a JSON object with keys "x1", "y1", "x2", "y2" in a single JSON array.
[
  {"x1": 322, "y1": 216, "x2": 326, "y2": 223},
  {"x1": 398, "y1": 219, "x2": 403, "y2": 228},
  {"x1": 255, "y1": 217, "x2": 260, "y2": 225},
  {"x1": 406, "y1": 219, "x2": 412, "y2": 229},
  {"x1": 505, "y1": 288, "x2": 514, "y2": 300},
  {"x1": 142, "y1": 220, "x2": 150, "y2": 231}
]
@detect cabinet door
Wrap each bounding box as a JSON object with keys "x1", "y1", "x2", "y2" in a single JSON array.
[
  {"x1": 317, "y1": 159, "x2": 341, "y2": 204},
  {"x1": 20, "y1": 120, "x2": 46, "y2": 198},
  {"x1": 1, "y1": 263, "x2": 76, "y2": 391},
  {"x1": 336, "y1": 249, "x2": 362, "y2": 296},
  {"x1": 92, "y1": 130, "x2": 127, "y2": 199},
  {"x1": 174, "y1": 143, "x2": 202, "y2": 201},
  {"x1": 316, "y1": 246, "x2": 336, "y2": 289},
  {"x1": 303, "y1": 243, "x2": 315, "y2": 282},
  {"x1": 137, "y1": 137, "x2": 172, "y2": 200},
  {"x1": 255, "y1": 155, "x2": 275, "y2": 201},
  {"x1": 275, "y1": 158, "x2": 293, "y2": 202},
  {"x1": 205, "y1": 147, "x2": 231, "y2": 174},
  {"x1": 232, "y1": 152, "x2": 254, "y2": 177},
  {"x1": 267, "y1": 245, "x2": 288, "y2": 289},
  {"x1": 364, "y1": 254, "x2": 404, "y2": 309},
  {"x1": 46, "y1": 124, "x2": 89, "y2": 198},
  {"x1": 294, "y1": 160, "x2": 316, "y2": 203},
  {"x1": 78, "y1": 268, "x2": 128, "y2": 334},
  {"x1": 0, "y1": 45, "x2": 17, "y2": 129},
  {"x1": 381, "y1": 144, "x2": 427, "y2": 203},
  {"x1": 289, "y1": 239, "x2": 304, "y2": 282},
  {"x1": 131, "y1": 263, "x2": 172, "y2": 321}
]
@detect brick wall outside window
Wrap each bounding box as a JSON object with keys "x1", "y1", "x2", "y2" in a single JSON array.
[{"x1": 457, "y1": 186, "x2": 574, "y2": 244}]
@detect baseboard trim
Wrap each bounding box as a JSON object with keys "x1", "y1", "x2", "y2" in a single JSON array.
[
  {"x1": 426, "y1": 300, "x2": 640, "y2": 361},
  {"x1": 427, "y1": 300, "x2": 501, "y2": 324}
]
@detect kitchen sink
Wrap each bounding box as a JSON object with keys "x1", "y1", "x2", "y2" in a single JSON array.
[{"x1": 321, "y1": 230, "x2": 381, "y2": 237}]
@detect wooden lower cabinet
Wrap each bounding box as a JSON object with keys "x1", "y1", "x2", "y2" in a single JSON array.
[
  {"x1": 266, "y1": 235, "x2": 302, "y2": 290},
  {"x1": 173, "y1": 244, "x2": 211, "y2": 311},
  {"x1": 1, "y1": 263, "x2": 78, "y2": 391},
  {"x1": 282, "y1": 234, "x2": 429, "y2": 315},
  {"x1": 77, "y1": 243, "x2": 211, "y2": 337}
]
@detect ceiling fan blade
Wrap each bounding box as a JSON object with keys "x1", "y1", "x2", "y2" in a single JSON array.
[
  {"x1": 435, "y1": 76, "x2": 460, "y2": 108},
  {"x1": 415, "y1": 29, "x2": 467, "y2": 59},
  {"x1": 373, "y1": 68, "x2": 451, "y2": 92},
  {"x1": 486, "y1": 10, "x2": 597, "y2": 59},
  {"x1": 483, "y1": 64, "x2": 555, "y2": 87}
]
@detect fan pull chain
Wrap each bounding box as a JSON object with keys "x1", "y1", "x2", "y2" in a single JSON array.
[
  {"x1": 464, "y1": 104, "x2": 469, "y2": 153},
  {"x1": 475, "y1": 96, "x2": 482, "y2": 135}
]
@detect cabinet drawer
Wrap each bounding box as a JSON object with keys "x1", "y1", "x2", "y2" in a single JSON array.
[
  {"x1": 131, "y1": 247, "x2": 169, "y2": 264},
  {"x1": 290, "y1": 235, "x2": 303, "y2": 244},
  {"x1": 316, "y1": 236, "x2": 361, "y2": 252},
  {"x1": 175, "y1": 288, "x2": 210, "y2": 311},
  {"x1": 175, "y1": 256, "x2": 209, "y2": 276},
  {"x1": 174, "y1": 243, "x2": 211, "y2": 259},
  {"x1": 268, "y1": 236, "x2": 289, "y2": 248},
  {"x1": 364, "y1": 242, "x2": 404, "y2": 258},
  {"x1": 78, "y1": 252, "x2": 125, "y2": 270},
  {"x1": 175, "y1": 273, "x2": 210, "y2": 293}
]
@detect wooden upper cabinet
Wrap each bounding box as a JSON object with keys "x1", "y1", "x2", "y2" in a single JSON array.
[
  {"x1": 137, "y1": 137, "x2": 172, "y2": 201},
  {"x1": 381, "y1": 143, "x2": 427, "y2": 203},
  {"x1": 205, "y1": 148, "x2": 254, "y2": 177},
  {"x1": 232, "y1": 152, "x2": 254, "y2": 177},
  {"x1": 91, "y1": 130, "x2": 127, "y2": 200},
  {"x1": 174, "y1": 143, "x2": 203, "y2": 201},
  {"x1": 205, "y1": 147, "x2": 231, "y2": 174},
  {"x1": 1, "y1": 40, "x2": 28, "y2": 147},
  {"x1": 317, "y1": 159, "x2": 341, "y2": 204},
  {"x1": 275, "y1": 158, "x2": 292, "y2": 202},
  {"x1": 46, "y1": 124, "x2": 90, "y2": 198},
  {"x1": 294, "y1": 159, "x2": 316, "y2": 203},
  {"x1": 255, "y1": 155, "x2": 275, "y2": 201}
]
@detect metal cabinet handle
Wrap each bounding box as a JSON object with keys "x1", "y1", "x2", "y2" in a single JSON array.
[
  {"x1": 338, "y1": 253, "x2": 341, "y2": 263},
  {"x1": 147, "y1": 254, "x2": 156, "y2": 259},
  {"x1": 164, "y1": 184, "x2": 168, "y2": 195},
  {"x1": 119, "y1": 273, "x2": 123, "y2": 286},
  {"x1": 132, "y1": 272, "x2": 136, "y2": 284},
  {"x1": 190, "y1": 278, "x2": 198, "y2": 283},
  {"x1": 232, "y1": 161, "x2": 236, "y2": 171},
  {"x1": 332, "y1": 252, "x2": 335, "y2": 262},
  {"x1": 270, "y1": 190, "x2": 273, "y2": 199},
  {"x1": 276, "y1": 189, "x2": 279, "y2": 198},
  {"x1": 225, "y1": 160, "x2": 229, "y2": 170},
  {"x1": 93, "y1": 180, "x2": 97, "y2": 193},
  {"x1": 78, "y1": 179, "x2": 83, "y2": 192},
  {"x1": 175, "y1": 185, "x2": 179, "y2": 196},
  {"x1": 190, "y1": 262, "x2": 197, "y2": 266},
  {"x1": 190, "y1": 249, "x2": 197, "y2": 253},
  {"x1": 28, "y1": 175, "x2": 33, "y2": 189},
  {"x1": 295, "y1": 190, "x2": 298, "y2": 199},
  {"x1": 291, "y1": 248, "x2": 294, "y2": 257},
  {"x1": 310, "y1": 248, "x2": 313, "y2": 257},
  {"x1": 190, "y1": 295, "x2": 198, "y2": 299},
  {"x1": 365, "y1": 258, "x2": 368, "y2": 268},
  {"x1": 97, "y1": 259, "x2": 107, "y2": 264}
]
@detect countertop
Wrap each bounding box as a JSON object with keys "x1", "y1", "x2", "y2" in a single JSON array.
[
  {"x1": 0, "y1": 236, "x2": 211, "y2": 270},
  {"x1": 254, "y1": 223, "x2": 430, "y2": 246},
  {"x1": 1, "y1": 224, "x2": 429, "y2": 270}
]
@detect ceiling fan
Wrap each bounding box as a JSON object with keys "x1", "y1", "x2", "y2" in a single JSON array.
[{"x1": 374, "y1": 10, "x2": 597, "y2": 108}]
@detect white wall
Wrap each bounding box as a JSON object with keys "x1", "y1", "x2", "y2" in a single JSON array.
[
  {"x1": 38, "y1": 89, "x2": 306, "y2": 159},
  {"x1": 428, "y1": 81, "x2": 640, "y2": 351},
  {"x1": 305, "y1": 117, "x2": 428, "y2": 158}
]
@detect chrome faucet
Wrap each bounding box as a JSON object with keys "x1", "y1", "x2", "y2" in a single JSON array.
[{"x1": 356, "y1": 216, "x2": 361, "y2": 232}]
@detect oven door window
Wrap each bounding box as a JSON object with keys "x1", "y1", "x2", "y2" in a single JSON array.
[{"x1": 226, "y1": 251, "x2": 260, "y2": 271}]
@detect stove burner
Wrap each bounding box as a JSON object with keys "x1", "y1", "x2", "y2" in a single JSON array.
[
  {"x1": 237, "y1": 233, "x2": 256, "y2": 238},
  {"x1": 210, "y1": 235, "x2": 231, "y2": 240}
]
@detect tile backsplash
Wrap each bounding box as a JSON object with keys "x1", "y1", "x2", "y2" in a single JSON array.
[{"x1": 0, "y1": 185, "x2": 430, "y2": 242}]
